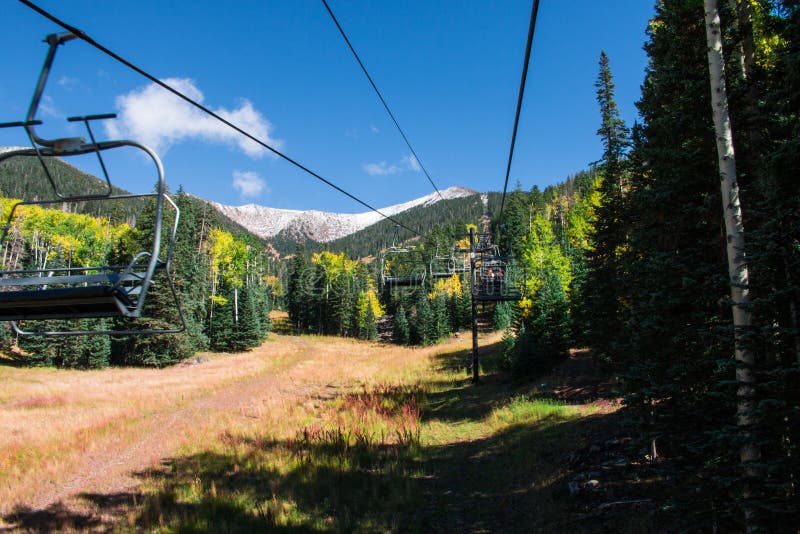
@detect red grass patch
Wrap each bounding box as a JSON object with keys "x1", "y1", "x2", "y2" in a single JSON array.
[{"x1": 11, "y1": 395, "x2": 68, "y2": 409}]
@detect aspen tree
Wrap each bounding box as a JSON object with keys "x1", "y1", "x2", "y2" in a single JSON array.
[{"x1": 704, "y1": 0, "x2": 762, "y2": 523}]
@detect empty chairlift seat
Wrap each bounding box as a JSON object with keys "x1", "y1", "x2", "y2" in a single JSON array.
[
  {"x1": 0, "y1": 32, "x2": 184, "y2": 335},
  {"x1": 381, "y1": 248, "x2": 426, "y2": 289}
]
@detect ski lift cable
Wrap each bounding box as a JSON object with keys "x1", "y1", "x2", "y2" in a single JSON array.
[
  {"x1": 497, "y1": 0, "x2": 540, "y2": 231},
  {"x1": 17, "y1": 0, "x2": 424, "y2": 239},
  {"x1": 321, "y1": 0, "x2": 445, "y2": 203}
]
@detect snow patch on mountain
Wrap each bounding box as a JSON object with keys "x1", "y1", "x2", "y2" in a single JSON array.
[{"x1": 212, "y1": 186, "x2": 477, "y2": 242}]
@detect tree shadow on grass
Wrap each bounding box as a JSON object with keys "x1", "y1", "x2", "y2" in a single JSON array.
[
  {"x1": 4, "y1": 412, "x2": 653, "y2": 533},
  {"x1": 424, "y1": 339, "x2": 519, "y2": 424},
  {"x1": 3, "y1": 503, "x2": 102, "y2": 533},
  {"x1": 412, "y1": 413, "x2": 644, "y2": 533},
  {"x1": 432, "y1": 338, "x2": 506, "y2": 375}
]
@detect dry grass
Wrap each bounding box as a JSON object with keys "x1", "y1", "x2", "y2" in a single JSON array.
[{"x1": 0, "y1": 315, "x2": 471, "y2": 520}]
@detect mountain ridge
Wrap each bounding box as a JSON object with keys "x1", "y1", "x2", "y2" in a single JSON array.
[
  {"x1": 0, "y1": 148, "x2": 483, "y2": 256},
  {"x1": 211, "y1": 185, "x2": 478, "y2": 243}
]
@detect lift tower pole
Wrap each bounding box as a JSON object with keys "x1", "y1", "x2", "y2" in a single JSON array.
[{"x1": 470, "y1": 227, "x2": 480, "y2": 383}]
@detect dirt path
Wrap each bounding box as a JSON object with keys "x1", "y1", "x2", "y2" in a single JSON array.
[{"x1": 1, "y1": 332, "x2": 454, "y2": 525}]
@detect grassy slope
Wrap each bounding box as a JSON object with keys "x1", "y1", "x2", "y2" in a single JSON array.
[{"x1": 1, "y1": 321, "x2": 657, "y2": 533}]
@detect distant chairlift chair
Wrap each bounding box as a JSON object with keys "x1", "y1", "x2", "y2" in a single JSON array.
[
  {"x1": 429, "y1": 247, "x2": 457, "y2": 279},
  {"x1": 381, "y1": 247, "x2": 426, "y2": 290},
  {"x1": 473, "y1": 246, "x2": 525, "y2": 302},
  {"x1": 0, "y1": 32, "x2": 185, "y2": 335}
]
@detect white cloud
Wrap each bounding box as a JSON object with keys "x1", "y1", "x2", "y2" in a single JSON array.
[
  {"x1": 39, "y1": 95, "x2": 61, "y2": 118},
  {"x1": 57, "y1": 75, "x2": 79, "y2": 89},
  {"x1": 370, "y1": 124, "x2": 380, "y2": 134},
  {"x1": 232, "y1": 170, "x2": 267, "y2": 199},
  {"x1": 402, "y1": 154, "x2": 421, "y2": 172},
  {"x1": 363, "y1": 161, "x2": 398, "y2": 176},
  {"x1": 363, "y1": 154, "x2": 421, "y2": 176},
  {"x1": 104, "y1": 78, "x2": 282, "y2": 158}
]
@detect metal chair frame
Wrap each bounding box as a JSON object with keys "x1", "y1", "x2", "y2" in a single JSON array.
[
  {"x1": 473, "y1": 254, "x2": 524, "y2": 302},
  {"x1": 0, "y1": 32, "x2": 185, "y2": 336}
]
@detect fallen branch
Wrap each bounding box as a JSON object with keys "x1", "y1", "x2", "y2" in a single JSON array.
[{"x1": 597, "y1": 499, "x2": 652, "y2": 510}]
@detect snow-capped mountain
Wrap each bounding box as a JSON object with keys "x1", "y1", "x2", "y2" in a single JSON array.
[{"x1": 212, "y1": 186, "x2": 477, "y2": 243}]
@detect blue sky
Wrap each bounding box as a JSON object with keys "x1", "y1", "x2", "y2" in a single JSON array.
[{"x1": 0, "y1": 1, "x2": 654, "y2": 212}]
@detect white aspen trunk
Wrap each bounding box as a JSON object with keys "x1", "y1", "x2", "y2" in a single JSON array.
[
  {"x1": 209, "y1": 274, "x2": 217, "y2": 320},
  {"x1": 234, "y1": 287, "x2": 239, "y2": 323},
  {"x1": 198, "y1": 203, "x2": 207, "y2": 253},
  {"x1": 704, "y1": 0, "x2": 762, "y2": 522},
  {"x1": 727, "y1": 0, "x2": 747, "y2": 77}
]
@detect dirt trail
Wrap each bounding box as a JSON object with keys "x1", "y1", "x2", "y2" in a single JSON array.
[{"x1": 1, "y1": 332, "x2": 456, "y2": 522}]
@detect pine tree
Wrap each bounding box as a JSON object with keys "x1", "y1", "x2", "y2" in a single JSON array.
[
  {"x1": 393, "y1": 304, "x2": 410, "y2": 344},
  {"x1": 411, "y1": 293, "x2": 433, "y2": 345},
  {"x1": 362, "y1": 299, "x2": 378, "y2": 341},
  {"x1": 493, "y1": 301, "x2": 512, "y2": 331},
  {"x1": 581, "y1": 51, "x2": 630, "y2": 359},
  {"x1": 610, "y1": 1, "x2": 738, "y2": 527},
  {"x1": 171, "y1": 190, "x2": 210, "y2": 353},
  {"x1": 432, "y1": 293, "x2": 449, "y2": 341},
  {"x1": 735, "y1": 0, "x2": 800, "y2": 523},
  {"x1": 207, "y1": 284, "x2": 237, "y2": 352},
  {"x1": 82, "y1": 319, "x2": 111, "y2": 368},
  {"x1": 286, "y1": 243, "x2": 314, "y2": 332},
  {"x1": 231, "y1": 285, "x2": 262, "y2": 351}
]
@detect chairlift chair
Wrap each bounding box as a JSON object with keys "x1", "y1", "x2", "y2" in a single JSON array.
[
  {"x1": 429, "y1": 247, "x2": 456, "y2": 279},
  {"x1": 0, "y1": 32, "x2": 185, "y2": 336},
  {"x1": 451, "y1": 249, "x2": 470, "y2": 274},
  {"x1": 380, "y1": 247, "x2": 426, "y2": 289},
  {"x1": 472, "y1": 238, "x2": 525, "y2": 302}
]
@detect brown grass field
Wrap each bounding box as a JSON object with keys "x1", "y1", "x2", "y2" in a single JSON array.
[{"x1": 0, "y1": 313, "x2": 650, "y2": 532}]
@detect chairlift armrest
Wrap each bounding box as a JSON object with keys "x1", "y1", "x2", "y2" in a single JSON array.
[
  {"x1": 53, "y1": 137, "x2": 87, "y2": 152},
  {"x1": 113, "y1": 252, "x2": 152, "y2": 291},
  {"x1": 67, "y1": 113, "x2": 117, "y2": 122},
  {"x1": 0, "y1": 120, "x2": 42, "y2": 129}
]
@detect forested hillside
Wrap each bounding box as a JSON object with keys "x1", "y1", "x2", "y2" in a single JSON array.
[
  {"x1": 0, "y1": 154, "x2": 143, "y2": 224},
  {"x1": 0, "y1": 155, "x2": 262, "y2": 240},
  {"x1": 268, "y1": 193, "x2": 484, "y2": 258},
  {"x1": 0, "y1": 157, "x2": 281, "y2": 367}
]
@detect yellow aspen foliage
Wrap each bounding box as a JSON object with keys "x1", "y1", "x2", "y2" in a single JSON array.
[
  {"x1": 207, "y1": 228, "x2": 248, "y2": 287},
  {"x1": 0, "y1": 195, "x2": 130, "y2": 268},
  {"x1": 359, "y1": 287, "x2": 385, "y2": 319},
  {"x1": 429, "y1": 273, "x2": 463, "y2": 299}
]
